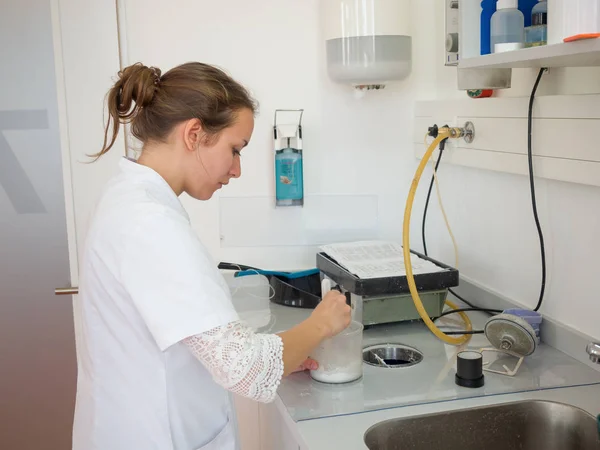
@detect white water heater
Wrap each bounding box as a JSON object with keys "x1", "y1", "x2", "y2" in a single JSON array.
[{"x1": 322, "y1": 0, "x2": 412, "y2": 90}]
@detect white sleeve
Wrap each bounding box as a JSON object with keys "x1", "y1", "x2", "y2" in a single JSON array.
[
  {"x1": 120, "y1": 211, "x2": 239, "y2": 351},
  {"x1": 184, "y1": 321, "x2": 284, "y2": 403}
]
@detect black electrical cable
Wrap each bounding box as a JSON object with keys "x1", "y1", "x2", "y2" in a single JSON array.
[
  {"x1": 421, "y1": 138, "x2": 501, "y2": 315},
  {"x1": 419, "y1": 140, "x2": 496, "y2": 337},
  {"x1": 421, "y1": 130, "x2": 512, "y2": 337},
  {"x1": 437, "y1": 307, "x2": 501, "y2": 319},
  {"x1": 426, "y1": 69, "x2": 548, "y2": 338},
  {"x1": 443, "y1": 330, "x2": 485, "y2": 336},
  {"x1": 421, "y1": 137, "x2": 447, "y2": 258},
  {"x1": 421, "y1": 140, "x2": 476, "y2": 305},
  {"x1": 448, "y1": 287, "x2": 500, "y2": 312},
  {"x1": 528, "y1": 68, "x2": 548, "y2": 312}
]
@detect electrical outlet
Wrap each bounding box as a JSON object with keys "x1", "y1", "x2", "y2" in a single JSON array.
[{"x1": 445, "y1": 0, "x2": 459, "y2": 66}]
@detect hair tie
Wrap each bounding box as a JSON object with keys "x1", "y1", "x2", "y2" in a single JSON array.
[{"x1": 150, "y1": 67, "x2": 161, "y2": 86}]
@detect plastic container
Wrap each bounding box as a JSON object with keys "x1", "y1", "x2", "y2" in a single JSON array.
[
  {"x1": 491, "y1": 0, "x2": 525, "y2": 53},
  {"x1": 503, "y1": 308, "x2": 543, "y2": 341},
  {"x1": 531, "y1": 0, "x2": 547, "y2": 26},
  {"x1": 310, "y1": 321, "x2": 364, "y2": 384},
  {"x1": 548, "y1": 0, "x2": 600, "y2": 44},
  {"x1": 480, "y1": 0, "x2": 497, "y2": 55},
  {"x1": 519, "y1": 0, "x2": 539, "y2": 27},
  {"x1": 563, "y1": 0, "x2": 600, "y2": 42},
  {"x1": 526, "y1": 0, "x2": 547, "y2": 46},
  {"x1": 547, "y1": 0, "x2": 563, "y2": 44},
  {"x1": 460, "y1": 0, "x2": 482, "y2": 59}
]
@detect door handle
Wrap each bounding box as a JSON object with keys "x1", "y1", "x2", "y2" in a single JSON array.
[{"x1": 55, "y1": 287, "x2": 79, "y2": 295}]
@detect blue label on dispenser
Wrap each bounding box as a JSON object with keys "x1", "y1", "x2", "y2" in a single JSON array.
[{"x1": 275, "y1": 150, "x2": 303, "y2": 201}]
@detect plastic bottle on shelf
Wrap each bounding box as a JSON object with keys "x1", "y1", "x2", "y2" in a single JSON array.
[
  {"x1": 549, "y1": 0, "x2": 600, "y2": 44},
  {"x1": 461, "y1": 0, "x2": 482, "y2": 59},
  {"x1": 526, "y1": 0, "x2": 547, "y2": 47},
  {"x1": 531, "y1": 0, "x2": 547, "y2": 25},
  {"x1": 519, "y1": 0, "x2": 538, "y2": 27},
  {"x1": 547, "y1": 0, "x2": 564, "y2": 44},
  {"x1": 480, "y1": 0, "x2": 497, "y2": 55},
  {"x1": 491, "y1": 0, "x2": 525, "y2": 53}
]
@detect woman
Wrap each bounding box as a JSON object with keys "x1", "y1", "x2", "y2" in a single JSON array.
[{"x1": 72, "y1": 62, "x2": 351, "y2": 450}]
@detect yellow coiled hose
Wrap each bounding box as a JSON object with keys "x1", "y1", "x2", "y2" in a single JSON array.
[{"x1": 403, "y1": 131, "x2": 473, "y2": 346}]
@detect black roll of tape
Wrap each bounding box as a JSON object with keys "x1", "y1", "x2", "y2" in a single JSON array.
[{"x1": 455, "y1": 350, "x2": 485, "y2": 388}]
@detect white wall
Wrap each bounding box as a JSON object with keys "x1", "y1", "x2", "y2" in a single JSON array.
[
  {"x1": 57, "y1": 0, "x2": 125, "y2": 279},
  {"x1": 422, "y1": 0, "x2": 600, "y2": 341},
  {"x1": 118, "y1": 0, "x2": 599, "y2": 340},
  {"x1": 121, "y1": 0, "x2": 440, "y2": 269}
]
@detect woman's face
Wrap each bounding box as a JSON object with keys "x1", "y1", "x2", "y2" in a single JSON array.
[{"x1": 184, "y1": 108, "x2": 254, "y2": 200}]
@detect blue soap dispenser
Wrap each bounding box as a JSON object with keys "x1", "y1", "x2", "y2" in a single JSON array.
[{"x1": 274, "y1": 109, "x2": 304, "y2": 207}]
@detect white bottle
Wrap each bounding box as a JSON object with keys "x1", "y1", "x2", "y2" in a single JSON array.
[
  {"x1": 548, "y1": 0, "x2": 600, "y2": 44},
  {"x1": 527, "y1": 0, "x2": 547, "y2": 46},
  {"x1": 460, "y1": 0, "x2": 482, "y2": 59},
  {"x1": 491, "y1": 0, "x2": 525, "y2": 53}
]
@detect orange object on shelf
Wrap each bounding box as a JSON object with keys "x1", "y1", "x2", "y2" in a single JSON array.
[
  {"x1": 467, "y1": 89, "x2": 494, "y2": 98},
  {"x1": 564, "y1": 34, "x2": 600, "y2": 42}
]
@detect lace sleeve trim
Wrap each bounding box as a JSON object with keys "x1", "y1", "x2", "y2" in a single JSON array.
[{"x1": 183, "y1": 321, "x2": 284, "y2": 403}]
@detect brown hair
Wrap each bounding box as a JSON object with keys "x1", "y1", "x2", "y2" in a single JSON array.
[{"x1": 94, "y1": 62, "x2": 257, "y2": 159}]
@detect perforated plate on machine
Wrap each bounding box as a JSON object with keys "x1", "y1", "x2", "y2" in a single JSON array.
[{"x1": 316, "y1": 250, "x2": 459, "y2": 297}]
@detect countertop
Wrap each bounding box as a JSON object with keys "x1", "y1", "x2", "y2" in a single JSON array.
[
  {"x1": 225, "y1": 272, "x2": 600, "y2": 448},
  {"x1": 291, "y1": 383, "x2": 600, "y2": 450}
]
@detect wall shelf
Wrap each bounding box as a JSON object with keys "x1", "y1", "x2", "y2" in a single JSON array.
[{"x1": 459, "y1": 39, "x2": 600, "y2": 69}]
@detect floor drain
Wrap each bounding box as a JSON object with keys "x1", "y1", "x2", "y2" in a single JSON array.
[{"x1": 363, "y1": 344, "x2": 424, "y2": 368}]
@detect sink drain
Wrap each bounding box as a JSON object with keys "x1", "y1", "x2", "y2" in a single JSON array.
[{"x1": 363, "y1": 344, "x2": 423, "y2": 368}]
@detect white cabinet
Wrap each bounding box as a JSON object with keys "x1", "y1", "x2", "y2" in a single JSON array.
[
  {"x1": 233, "y1": 395, "x2": 261, "y2": 450},
  {"x1": 234, "y1": 395, "x2": 302, "y2": 450},
  {"x1": 259, "y1": 401, "x2": 302, "y2": 450}
]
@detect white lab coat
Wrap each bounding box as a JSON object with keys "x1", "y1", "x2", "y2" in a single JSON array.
[{"x1": 72, "y1": 157, "x2": 240, "y2": 450}]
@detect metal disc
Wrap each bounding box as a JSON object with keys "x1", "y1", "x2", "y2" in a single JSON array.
[{"x1": 484, "y1": 313, "x2": 537, "y2": 357}]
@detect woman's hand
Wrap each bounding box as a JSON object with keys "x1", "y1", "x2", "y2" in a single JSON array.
[
  {"x1": 278, "y1": 291, "x2": 351, "y2": 377},
  {"x1": 309, "y1": 290, "x2": 352, "y2": 338},
  {"x1": 291, "y1": 357, "x2": 319, "y2": 373}
]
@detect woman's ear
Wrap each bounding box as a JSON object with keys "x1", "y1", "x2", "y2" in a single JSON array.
[{"x1": 182, "y1": 118, "x2": 204, "y2": 153}]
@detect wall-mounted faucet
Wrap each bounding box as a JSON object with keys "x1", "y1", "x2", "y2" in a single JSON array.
[{"x1": 587, "y1": 342, "x2": 600, "y2": 364}]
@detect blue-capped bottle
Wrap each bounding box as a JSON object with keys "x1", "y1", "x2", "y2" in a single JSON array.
[
  {"x1": 519, "y1": 0, "x2": 539, "y2": 27},
  {"x1": 481, "y1": 0, "x2": 497, "y2": 55},
  {"x1": 274, "y1": 110, "x2": 304, "y2": 207}
]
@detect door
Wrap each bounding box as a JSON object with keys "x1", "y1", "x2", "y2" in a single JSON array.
[{"x1": 0, "y1": 0, "x2": 77, "y2": 448}]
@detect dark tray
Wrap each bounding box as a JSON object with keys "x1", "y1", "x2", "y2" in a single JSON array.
[
  {"x1": 316, "y1": 250, "x2": 459, "y2": 297},
  {"x1": 268, "y1": 273, "x2": 321, "y2": 309},
  {"x1": 218, "y1": 261, "x2": 321, "y2": 309}
]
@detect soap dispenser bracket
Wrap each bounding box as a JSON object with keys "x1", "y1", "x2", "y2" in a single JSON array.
[{"x1": 274, "y1": 109, "x2": 304, "y2": 140}]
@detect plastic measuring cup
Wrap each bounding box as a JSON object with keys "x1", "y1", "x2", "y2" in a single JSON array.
[{"x1": 309, "y1": 320, "x2": 364, "y2": 384}]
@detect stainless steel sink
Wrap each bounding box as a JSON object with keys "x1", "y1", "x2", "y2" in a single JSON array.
[{"x1": 364, "y1": 400, "x2": 600, "y2": 450}]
